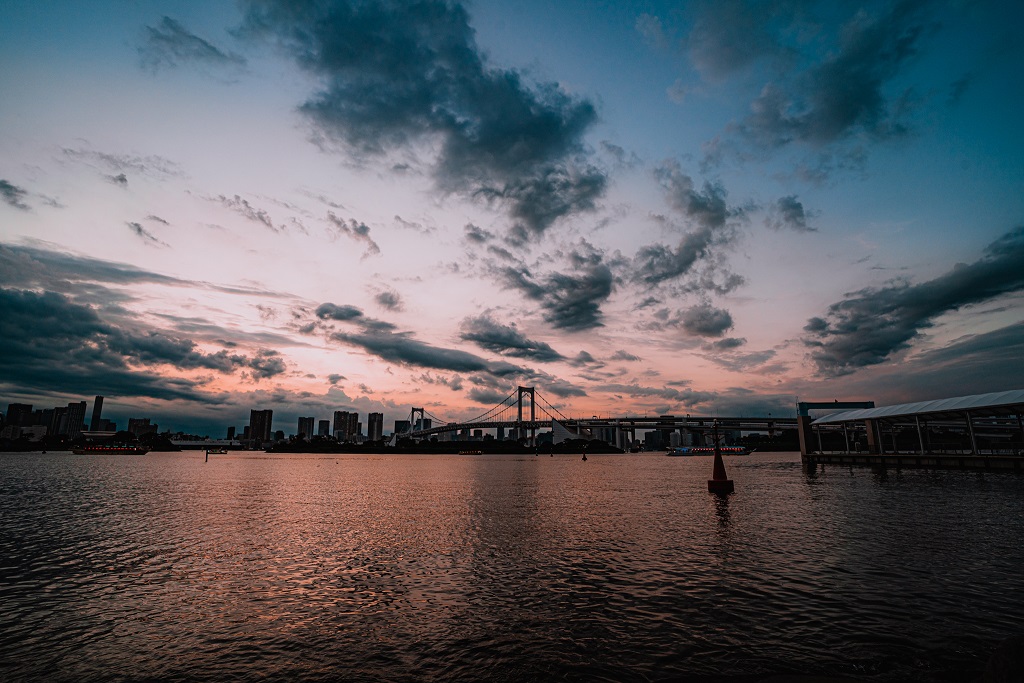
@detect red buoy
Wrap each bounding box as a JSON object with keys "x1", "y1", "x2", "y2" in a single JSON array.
[{"x1": 707, "y1": 421, "x2": 735, "y2": 494}]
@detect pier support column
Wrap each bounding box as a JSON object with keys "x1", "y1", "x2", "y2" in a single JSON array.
[
  {"x1": 863, "y1": 419, "x2": 880, "y2": 454},
  {"x1": 797, "y1": 415, "x2": 816, "y2": 460}
]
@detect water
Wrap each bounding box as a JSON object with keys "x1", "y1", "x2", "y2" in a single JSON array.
[{"x1": 2, "y1": 451, "x2": 1022, "y2": 682}]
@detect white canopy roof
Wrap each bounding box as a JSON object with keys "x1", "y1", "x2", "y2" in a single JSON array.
[{"x1": 811, "y1": 389, "x2": 1024, "y2": 425}]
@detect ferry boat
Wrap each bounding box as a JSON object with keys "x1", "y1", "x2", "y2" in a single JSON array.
[
  {"x1": 73, "y1": 445, "x2": 150, "y2": 455},
  {"x1": 205, "y1": 448, "x2": 228, "y2": 455},
  {"x1": 667, "y1": 446, "x2": 751, "y2": 456}
]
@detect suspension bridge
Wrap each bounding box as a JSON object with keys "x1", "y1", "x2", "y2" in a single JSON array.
[{"x1": 394, "y1": 386, "x2": 797, "y2": 449}]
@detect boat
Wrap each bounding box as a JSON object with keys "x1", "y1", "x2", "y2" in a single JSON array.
[
  {"x1": 73, "y1": 445, "x2": 149, "y2": 455},
  {"x1": 667, "y1": 446, "x2": 751, "y2": 456},
  {"x1": 205, "y1": 448, "x2": 228, "y2": 455},
  {"x1": 458, "y1": 449, "x2": 483, "y2": 455}
]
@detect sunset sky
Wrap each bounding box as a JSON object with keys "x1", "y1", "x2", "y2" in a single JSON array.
[{"x1": 2, "y1": 0, "x2": 1022, "y2": 436}]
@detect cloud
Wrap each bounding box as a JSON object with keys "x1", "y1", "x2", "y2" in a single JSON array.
[
  {"x1": 766, "y1": 195, "x2": 816, "y2": 232},
  {"x1": 216, "y1": 194, "x2": 276, "y2": 231},
  {"x1": 0, "y1": 180, "x2": 30, "y2": 210},
  {"x1": 803, "y1": 226, "x2": 1024, "y2": 376},
  {"x1": 0, "y1": 288, "x2": 240, "y2": 404},
  {"x1": 498, "y1": 247, "x2": 615, "y2": 331},
  {"x1": 108, "y1": 173, "x2": 128, "y2": 186},
  {"x1": 467, "y1": 388, "x2": 509, "y2": 405},
  {"x1": 459, "y1": 314, "x2": 565, "y2": 362},
  {"x1": 464, "y1": 223, "x2": 494, "y2": 244},
  {"x1": 62, "y1": 147, "x2": 185, "y2": 179},
  {"x1": 477, "y1": 165, "x2": 606, "y2": 243},
  {"x1": 682, "y1": 0, "x2": 783, "y2": 80},
  {"x1": 246, "y1": 349, "x2": 286, "y2": 379},
  {"x1": 702, "y1": 337, "x2": 746, "y2": 351},
  {"x1": 126, "y1": 221, "x2": 169, "y2": 247},
  {"x1": 374, "y1": 289, "x2": 403, "y2": 311},
  {"x1": 737, "y1": 1, "x2": 931, "y2": 149},
  {"x1": 330, "y1": 327, "x2": 525, "y2": 378},
  {"x1": 140, "y1": 16, "x2": 247, "y2": 71},
  {"x1": 632, "y1": 161, "x2": 745, "y2": 289},
  {"x1": 327, "y1": 211, "x2": 381, "y2": 257},
  {"x1": 327, "y1": 373, "x2": 346, "y2": 385},
  {"x1": 681, "y1": 303, "x2": 734, "y2": 337},
  {"x1": 242, "y1": 0, "x2": 605, "y2": 238},
  {"x1": 315, "y1": 302, "x2": 395, "y2": 332},
  {"x1": 610, "y1": 350, "x2": 642, "y2": 361}
]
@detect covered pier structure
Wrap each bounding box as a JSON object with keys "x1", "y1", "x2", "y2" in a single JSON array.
[{"x1": 802, "y1": 389, "x2": 1024, "y2": 469}]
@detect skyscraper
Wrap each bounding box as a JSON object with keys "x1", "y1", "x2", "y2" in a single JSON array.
[
  {"x1": 65, "y1": 401, "x2": 87, "y2": 440},
  {"x1": 367, "y1": 413, "x2": 383, "y2": 441},
  {"x1": 318, "y1": 420, "x2": 330, "y2": 437},
  {"x1": 333, "y1": 411, "x2": 358, "y2": 441},
  {"x1": 90, "y1": 396, "x2": 104, "y2": 431},
  {"x1": 297, "y1": 416, "x2": 315, "y2": 439},
  {"x1": 249, "y1": 409, "x2": 273, "y2": 446}
]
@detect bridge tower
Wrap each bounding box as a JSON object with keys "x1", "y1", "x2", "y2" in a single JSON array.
[
  {"x1": 411, "y1": 407, "x2": 424, "y2": 432},
  {"x1": 517, "y1": 386, "x2": 536, "y2": 446}
]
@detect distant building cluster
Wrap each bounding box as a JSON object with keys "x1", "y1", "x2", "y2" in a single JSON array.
[{"x1": 1, "y1": 395, "x2": 164, "y2": 444}]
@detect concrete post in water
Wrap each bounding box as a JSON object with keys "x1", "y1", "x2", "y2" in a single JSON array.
[{"x1": 707, "y1": 421, "x2": 735, "y2": 495}]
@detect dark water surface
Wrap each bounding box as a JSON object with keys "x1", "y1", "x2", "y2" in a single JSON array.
[{"x1": 2, "y1": 451, "x2": 1022, "y2": 681}]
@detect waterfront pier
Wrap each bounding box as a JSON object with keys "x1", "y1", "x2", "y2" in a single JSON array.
[{"x1": 800, "y1": 390, "x2": 1024, "y2": 470}]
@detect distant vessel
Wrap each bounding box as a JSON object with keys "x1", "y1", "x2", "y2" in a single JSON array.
[
  {"x1": 667, "y1": 446, "x2": 751, "y2": 456},
  {"x1": 458, "y1": 450, "x2": 483, "y2": 455},
  {"x1": 73, "y1": 445, "x2": 149, "y2": 455},
  {"x1": 205, "y1": 448, "x2": 228, "y2": 455}
]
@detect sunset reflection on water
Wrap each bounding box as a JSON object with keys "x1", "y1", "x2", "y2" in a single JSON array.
[{"x1": 2, "y1": 451, "x2": 1023, "y2": 681}]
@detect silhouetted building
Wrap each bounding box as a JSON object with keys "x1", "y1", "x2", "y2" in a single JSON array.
[
  {"x1": 6, "y1": 403, "x2": 33, "y2": 427},
  {"x1": 394, "y1": 419, "x2": 411, "y2": 436},
  {"x1": 297, "y1": 416, "x2": 315, "y2": 439},
  {"x1": 65, "y1": 401, "x2": 87, "y2": 439},
  {"x1": 227, "y1": 426, "x2": 236, "y2": 440},
  {"x1": 249, "y1": 410, "x2": 273, "y2": 446},
  {"x1": 127, "y1": 418, "x2": 158, "y2": 437},
  {"x1": 368, "y1": 412, "x2": 383, "y2": 441},
  {"x1": 333, "y1": 411, "x2": 358, "y2": 441},
  {"x1": 90, "y1": 396, "x2": 104, "y2": 431},
  {"x1": 318, "y1": 419, "x2": 330, "y2": 437}
]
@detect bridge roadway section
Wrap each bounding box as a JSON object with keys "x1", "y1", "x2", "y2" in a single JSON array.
[{"x1": 403, "y1": 415, "x2": 798, "y2": 440}]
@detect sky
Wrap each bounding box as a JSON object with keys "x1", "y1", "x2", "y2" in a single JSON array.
[{"x1": 1, "y1": 0, "x2": 1023, "y2": 436}]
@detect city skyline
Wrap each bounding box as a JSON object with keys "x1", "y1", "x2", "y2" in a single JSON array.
[{"x1": 2, "y1": 1, "x2": 1023, "y2": 436}]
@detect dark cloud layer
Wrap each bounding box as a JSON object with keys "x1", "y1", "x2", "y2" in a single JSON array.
[
  {"x1": 681, "y1": 302, "x2": 734, "y2": 337},
  {"x1": 459, "y1": 314, "x2": 564, "y2": 362},
  {"x1": 0, "y1": 180, "x2": 30, "y2": 210},
  {"x1": 731, "y1": 0, "x2": 931, "y2": 153},
  {"x1": 140, "y1": 16, "x2": 246, "y2": 71},
  {"x1": 498, "y1": 244, "x2": 615, "y2": 331},
  {"x1": 633, "y1": 161, "x2": 744, "y2": 291},
  {"x1": 242, "y1": 0, "x2": 604, "y2": 239},
  {"x1": 0, "y1": 288, "x2": 234, "y2": 403},
  {"x1": 331, "y1": 328, "x2": 523, "y2": 378},
  {"x1": 804, "y1": 226, "x2": 1024, "y2": 376}
]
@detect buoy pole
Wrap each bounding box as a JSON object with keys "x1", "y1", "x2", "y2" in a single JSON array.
[{"x1": 707, "y1": 420, "x2": 734, "y2": 494}]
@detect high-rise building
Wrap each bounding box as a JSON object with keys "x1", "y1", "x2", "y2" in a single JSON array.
[
  {"x1": 367, "y1": 413, "x2": 383, "y2": 441},
  {"x1": 333, "y1": 411, "x2": 358, "y2": 441},
  {"x1": 394, "y1": 420, "x2": 411, "y2": 436},
  {"x1": 318, "y1": 420, "x2": 330, "y2": 437},
  {"x1": 249, "y1": 410, "x2": 273, "y2": 446},
  {"x1": 65, "y1": 401, "x2": 87, "y2": 439},
  {"x1": 6, "y1": 403, "x2": 33, "y2": 427},
  {"x1": 90, "y1": 396, "x2": 104, "y2": 431},
  {"x1": 297, "y1": 416, "x2": 315, "y2": 439},
  {"x1": 227, "y1": 426, "x2": 236, "y2": 440}
]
